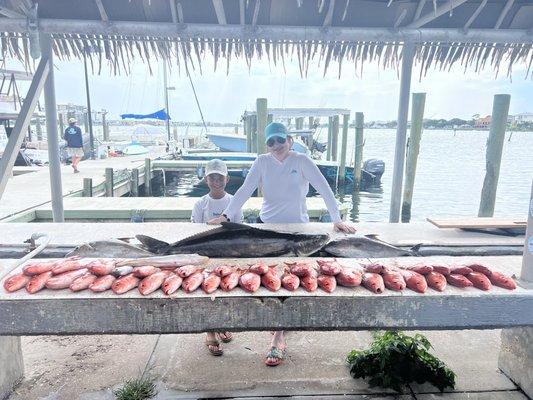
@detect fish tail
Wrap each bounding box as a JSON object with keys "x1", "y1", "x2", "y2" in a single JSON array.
[{"x1": 135, "y1": 235, "x2": 170, "y2": 253}]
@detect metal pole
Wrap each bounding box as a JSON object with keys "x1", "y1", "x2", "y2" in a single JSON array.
[
  {"x1": 478, "y1": 94, "x2": 511, "y2": 217},
  {"x1": 521, "y1": 180, "x2": 533, "y2": 282},
  {"x1": 83, "y1": 51, "x2": 95, "y2": 159},
  {"x1": 401, "y1": 92, "x2": 426, "y2": 223},
  {"x1": 389, "y1": 43, "x2": 415, "y2": 223},
  {"x1": 353, "y1": 112, "x2": 364, "y2": 191},
  {"x1": 41, "y1": 33, "x2": 64, "y2": 222},
  {"x1": 163, "y1": 61, "x2": 171, "y2": 142}
]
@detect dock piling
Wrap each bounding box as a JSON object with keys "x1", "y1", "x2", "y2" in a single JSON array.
[
  {"x1": 478, "y1": 94, "x2": 511, "y2": 217},
  {"x1": 256, "y1": 98, "x2": 267, "y2": 154},
  {"x1": 267, "y1": 113, "x2": 273, "y2": 124},
  {"x1": 401, "y1": 92, "x2": 426, "y2": 223},
  {"x1": 144, "y1": 158, "x2": 152, "y2": 196},
  {"x1": 339, "y1": 113, "x2": 350, "y2": 183},
  {"x1": 105, "y1": 168, "x2": 114, "y2": 197},
  {"x1": 245, "y1": 115, "x2": 252, "y2": 153},
  {"x1": 295, "y1": 117, "x2": 303, "y2": 130},
  {"x1": 102, "y1": 112, "x2": 109, "y2": 141},
  {"x1": 82, "y1": 178, "x2": 93, "y2": 197},
  {"x1": 35, "y1": 118, "x2": 42, "y2": 141},
  {"x1": 58, "y1": 113, "x2": 64, "y2": 138},
  {"x1": 327, "y1": 116, "x2": 333, "y2": 160},
  {"x1": 172, "y1": 123, "x2": 178, "y2": 142},
  {"x1": 131, "y1": 168, "x2": 139, "y2": 197},
  {"x1": 353, "y1": 112, "x2": 365, "y2": 191},
  {"x1": 331, "y1": 115, "x2": 339, "y2": 162}
]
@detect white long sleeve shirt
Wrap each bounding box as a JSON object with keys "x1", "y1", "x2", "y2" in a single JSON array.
[{"x1": 224, "y1": 152, "x2": 341, "y2": 223}]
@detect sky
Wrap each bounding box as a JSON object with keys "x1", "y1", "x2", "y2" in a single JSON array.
[{"x1": 7, "y1": 52, "x2": 533, "y2": 123}]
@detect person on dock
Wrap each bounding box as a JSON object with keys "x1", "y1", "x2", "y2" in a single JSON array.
[
  {"x1": 208, "y1": 122, "x2": 356, "y2": 367},
  {"x1": 191, "y1": 158, "x2": 242, "y2": 356},
  {"x1": 64, "y1": 118, "x2": 84, "y2": 173}
]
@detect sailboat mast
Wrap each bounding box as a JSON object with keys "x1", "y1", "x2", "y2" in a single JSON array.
[{"x1": 163, "y1": 61, "x2": 171, "y2": 142}]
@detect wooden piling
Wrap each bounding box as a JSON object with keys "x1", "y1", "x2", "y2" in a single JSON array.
[
  {"x1": 35, "y1": 118, "x2": 42, "y2": 141},
  {"x1": 267, "y1": 113, "x2": 273, "y2": 124},
  {"x1": 478, "y1": 94, "x2": 511, "y2": 217},
  {"x1": 173, "y1": 123, "x2": 178, "y2": 142},
  {"x1": 102, "y1": 112, "x2": 109, "y2": 141},
  {"x1": 250, "y1": 115, "x2": 258, "y2": 153},
  {"x1": 58, "y1": 113, "x2": 64, "y2": 138},
  {"x1": 234, "y1": 126, "x2": 239, "y2": 134},
  {"x1": 144, "y1": 158, "x2": 152, "y2": 196},
  {"x1": 339, "y1": 114, "x2": 350, "y2": 183},
  {"x1": 82, "y1": 178, "x2": 92, "y2": 197},
  {"x1": 131, "y1": 168, "x2": 139, "y2": 197},
  {"x1": 331, "y1": 115, "x2": 339, "y2": 162},
  {"x1": 327, "y1": 116, "x2": 333, "y2": 160},
  {"x1": 353, "y1": 112, "x2": 364, "y2": 191},
  {"x1": 296, "y1": 117, "x2": 304, "y2": 130},
  {"x1": 256, "y1": 98, "x2": 268, "y2": 154},
  {"x1": 401, "y1": 93, "x2": 426, "y2": 223},
  {"x1": 105, "y1": 168, "x2": 114, "y2": 197},
  {"x1": 521, "y1": 180, "x2": 533, "y2": 282}
]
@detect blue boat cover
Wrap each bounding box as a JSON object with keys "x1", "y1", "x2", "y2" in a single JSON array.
[{"x1": 120, "y1": 109, "x2": 170, "y2": 120}]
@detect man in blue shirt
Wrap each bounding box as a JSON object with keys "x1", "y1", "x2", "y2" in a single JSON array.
[{"x1": 64, "y1": 117, "x2": 84, "y2": 173}]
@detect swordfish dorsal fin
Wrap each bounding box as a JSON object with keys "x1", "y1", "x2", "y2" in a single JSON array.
[{"x1": 136, "y1": 235, "x2": 170, "y2": 254}]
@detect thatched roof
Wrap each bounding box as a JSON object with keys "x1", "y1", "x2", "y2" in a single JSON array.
[{"x1": 0, "y1": 0, "x2": 532, "y2": 78}]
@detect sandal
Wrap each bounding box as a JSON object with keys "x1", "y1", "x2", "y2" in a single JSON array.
[
  {"x1": 265, "y1": 346, "x2": 285, "y2": 367},
  {"x1": 217, "y1": 332, "x2": 233, "y2": 343},
  {"x1": 205, "y1": 338, "x2": 223, "y2": 356}
]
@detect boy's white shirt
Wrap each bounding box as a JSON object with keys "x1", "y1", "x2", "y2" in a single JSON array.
[{"x1": 191, "y1": 193, "x2": 243, "y2": 223}]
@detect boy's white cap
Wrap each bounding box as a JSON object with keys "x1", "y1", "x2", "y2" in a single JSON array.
[{"x1": 205, "y1": 159, "x2": 228, "y2": 177}]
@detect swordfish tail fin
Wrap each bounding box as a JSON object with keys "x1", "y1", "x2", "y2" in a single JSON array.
[{"x1": 136, "y1": 235, "x2": 170, "y2": 254}]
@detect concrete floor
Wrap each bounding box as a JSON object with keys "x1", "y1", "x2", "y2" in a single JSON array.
[{"x1": 7, "y1": 330, "x2": 529, "y2": 400}]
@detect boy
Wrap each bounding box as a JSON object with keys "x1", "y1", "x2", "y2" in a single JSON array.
[
  {"x1": 191, "y1": 159, "x2": 243, "y2": 224},
  {"x1": 191, "y1": 159, "x2": 242, "y2": 356}
]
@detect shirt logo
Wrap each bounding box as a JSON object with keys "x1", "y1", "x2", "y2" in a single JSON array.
[
  {"x1": 290, "y1": 169, "x2": 298, "y2": 174},
  {"x1": 67, "y1": 128, "x2": 77, "y2": 135}
]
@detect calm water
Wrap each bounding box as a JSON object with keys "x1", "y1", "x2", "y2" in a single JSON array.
[{"x1": 166, "y1": 128, "x2": 533, "y2": 223}]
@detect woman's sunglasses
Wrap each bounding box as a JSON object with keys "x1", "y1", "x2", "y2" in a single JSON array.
[{"x1": 266, "y1": 136, "x2": 287, "y2": 147}]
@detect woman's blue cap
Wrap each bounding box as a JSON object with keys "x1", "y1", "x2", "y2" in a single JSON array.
[{"x1": 264, "y1": 122, "x2": 288, "y2": 143}]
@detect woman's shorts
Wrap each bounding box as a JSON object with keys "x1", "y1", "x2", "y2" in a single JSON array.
[{"x1": 66, "y1": 147, "x2": 84, "y2": 157}]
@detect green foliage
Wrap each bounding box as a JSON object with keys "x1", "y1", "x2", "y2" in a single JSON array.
[
  {"x1": 346, "y1": 331, "x2": 456, "y2": 393},
  {"x1": 113, "y1": 377, "x2": 157, "y2": 400}
]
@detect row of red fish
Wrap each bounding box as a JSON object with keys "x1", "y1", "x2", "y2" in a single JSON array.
[{"x1": 2, "y1": 257, "x2": 517, "y2": 295}]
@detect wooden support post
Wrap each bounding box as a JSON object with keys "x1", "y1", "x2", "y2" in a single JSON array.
[
  {"x1": 353, "y1": 112, "x2": 364, "y2": 191},
  {"x1": 105, "y1": 168, "x2": 114, "y2": 197},
  {"x1": 389, "y1": 43, "x2": 415, "y2": 223},
  {"x1": 339, "y1": 114, "x2": 350, "y2": 183},
  {"x1": 144, "y1": 158, "x2": 152, "y2": 196},
  {"x1": 35, "y1": 118, "x2": 42, "y2": 141},
  {"x1": 234, "y1": 126, "x2": 238, "y2": 134},
  {"x1": 131, "y1": 168, "x2": 139, "y2": 197},
  {"x1": 267, "y1": 113, "x2": 273, "y2": 124},
  {"x1": 58, "y1": 113, "x2": 64, "y2": 138},
  {"x1": 250, "y1": 115, "x2": 257, "y2": 153},
  {"x1": 82, "y1": 178, "x2": 93, "y2": 197},
  {"x1": 331, "y1": 115, "x2": 339, "y2": 162},
  {"x1": 478, "y1": 94, "x2": 511, "y2": 217},
  {"x1": 256, "y1": 98, "x2": 267, "y2": 154},
  {"x1": 172, "y1": 123, "x2": 178, "y2": 142},
  {"x1": 245, "y1": 116, "x2": 252, "y2": 153},
  {"x1": 327, "y1": 116, "x2": 333, "y2": 160},
  {"x1": 307, "y1": 116, "x2": 315, "y2": 148},
  {"x1": 295, "y1": 117, "x2": 303, "y2": 130},
  {"x1": 401, "y1": 93, "x2": 426, "y2": 223},
  {"x1": 102, "y1": 112, "x2": 109, "y2": 141},
  {"x1": 520, "y1": 179, "x2": 533, "y2": 282}
]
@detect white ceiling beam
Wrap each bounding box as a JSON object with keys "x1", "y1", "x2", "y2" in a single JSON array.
[
  {"x1": 94, "y1": 0, "x2": 109, "y2": 22},
  {"x1": 494, "y1": 0, "x2": 514, "y2": 29},
  {"x1": 407, "y1": 0, "x2": 469, "y2": 28},
  {"x1": 0, "y1": 6, "x2": 24, "y2": 18},
  {"x1": 464, "y1": 0, "x2": 487, "y2": 30},
  {"x1": 413, "y1": 0, "x2": 426, "y2": 21},
  {"x1": 239, "y1": 0, "x2": 245, "y2": 24},
  {"x1": 212, "y1": 0, "x2": 227, "y2": 25},
  {"x1": 394, "y1": 9, "x2": 408, "y2": 29},
  {"x1": 252, "y1": 0, "x2": 260, "y2": 26},
  {"x1": 323, "y1": 0, "x2": 336, "y2": 27},
  {"x1": 176, "y1": 2, "x2": 184, "y2": 23},
  {"x1": 169, "y1": 0, "x2": 178, "y2": 23},
  {"x1": 0, "y1": 19, "x2": 531, "y2": 45}
]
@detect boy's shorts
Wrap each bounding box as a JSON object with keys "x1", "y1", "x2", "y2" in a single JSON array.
[{"x1": 66, "y1": 147, "x2": 84, "y2": 157}]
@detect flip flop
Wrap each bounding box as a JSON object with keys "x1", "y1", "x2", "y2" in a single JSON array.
[
  {"x1": 217, "y1": 332, "x2": 233, "y2": 343},
  {"x1": 265, "y1": 346, "x2": 285, "y2": 367},
  {"x1": 205, "y1": 339, "x2": 223, "y2": 356}
]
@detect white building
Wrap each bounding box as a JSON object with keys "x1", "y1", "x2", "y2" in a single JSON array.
[{"x1": 514, "y1": 113, "x2": 533, "y2": 123}]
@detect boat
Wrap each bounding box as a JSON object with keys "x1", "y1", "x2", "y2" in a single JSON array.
[{"x1": 206, "y1": 131, "x2": 309, "y2": 154}]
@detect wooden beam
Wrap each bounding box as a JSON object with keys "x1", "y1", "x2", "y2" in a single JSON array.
[
  {"x1": 176, "y1": 1, "x2": 184, "y2": 23},
  {"x1": 323, "y1": 0, "x2": 335, "y2": 27},
  {"x1": 495, "y1": 0, "x2": 514, "y2": 29},
  {"x1": 239, "y1": 0, "x2": 245, "y2": 24},
  {"x1": 169, "y1": 0, "x2": 178, "y2": 23},
  {"x1": 394, "y1": 9, "x2": 408, "y2": 29},
  {"x1": 252, "y1": 0, "x2": 260, "y2": 26},
  {"x1": 464, "y1": 0, "x2": 488, "y2": 30},
  {"x1": 407, "y1": 0, "x2": 469, "y2": 29},
  {"x1": 212, "y1": 0, "x2": 227, "y2": 25},
  {"x1": 94, "y1": 0, "x2": 108, "y2": 22},
  {"x1": 413, "y1": 0, "x2": 426, "y2": 21},
  {"x1": 0, "y1": 57, "x2": 49, "y2": 200},
  {"x1": 0, "y1": 6, "x2": 24, "y2": 19},
  {"x1": 0, "y1": 19, "x2": 531, "y2": 45}
]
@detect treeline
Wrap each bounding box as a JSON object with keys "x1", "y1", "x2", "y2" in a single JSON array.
[{"x1": 364, "y1": 119, "x2": 533, "y2": 131}]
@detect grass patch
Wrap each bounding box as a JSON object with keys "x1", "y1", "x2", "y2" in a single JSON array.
[{"x1": 113, "y1": 377, "x2": 157, "y2": 400}]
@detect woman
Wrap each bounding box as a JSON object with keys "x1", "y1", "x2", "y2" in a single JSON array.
[{"x1": 209, "y1": 122, "x2": 356, "y2": 366}]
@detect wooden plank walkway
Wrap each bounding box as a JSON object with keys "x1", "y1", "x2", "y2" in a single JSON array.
[
  {"x1": 0, "y1": 147, "x2": 166, "y2": 221},
  {"x1": 19, "y1": 196, "x2": 349, "y2": 222},
  {"x1": 428, "y1": 217, "x2": 527, "y2": 229}
]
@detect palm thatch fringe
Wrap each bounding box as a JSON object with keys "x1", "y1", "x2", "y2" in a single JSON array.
[{"x1": 1, "y1": 33, "x2": 531, "y2": 79}]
